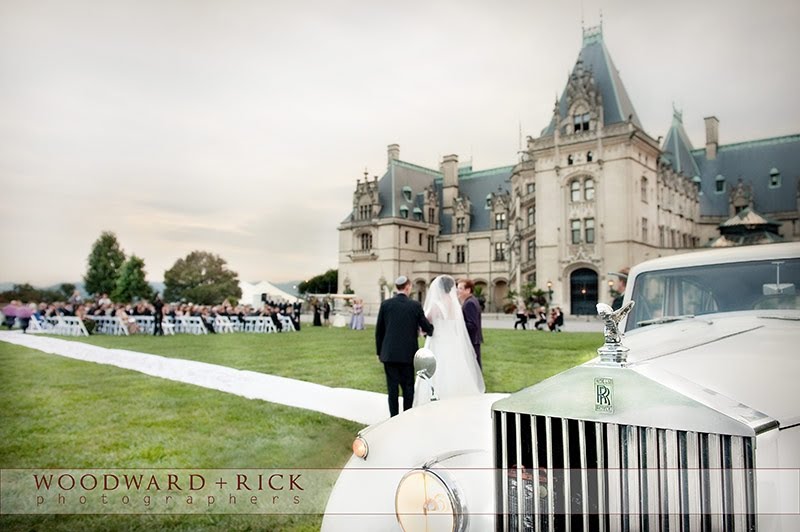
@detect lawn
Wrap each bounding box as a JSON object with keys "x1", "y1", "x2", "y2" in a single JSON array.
[
  {"x1": 63, "y1": 326, "x2": 602, "y2": 394},
  {"x1": 0, "y1": 327, "x2": 601, "y2": 531}
]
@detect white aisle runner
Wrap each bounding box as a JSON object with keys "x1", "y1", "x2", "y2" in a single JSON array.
[{"x1": 0, "y1": 331, "x2": 388, "y2": 426}]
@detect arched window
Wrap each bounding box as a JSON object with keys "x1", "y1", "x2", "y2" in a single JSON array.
[
  {"x1": 584, "y1": 178, "x2": 595, "y2": 201},
  {"x1": 399, "y1": 205, "x2": 409, "y2": 219},
  {"x1": 587, "y1": 151, "x2": 593, "y2": 162},
  {"x1": 573, "y1": 113, "x2": 590, "y2": 132},
  {"x1": 570, "y1": 180, "x2": 581, "y2": 202},
  {"x1": 402, "y1": 186, "x2": 412, "y2": 202},
  {"x1": 567, "y1": 154, "x2": 574, "y2": 166}
]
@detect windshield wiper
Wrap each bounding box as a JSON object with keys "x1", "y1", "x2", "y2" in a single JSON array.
[
  {"x1": 637, "y1": 314, "x2": 696, "y2": 327},
  {"x1": 759, "y1": 315, "x2": 800, "y2": 321}
]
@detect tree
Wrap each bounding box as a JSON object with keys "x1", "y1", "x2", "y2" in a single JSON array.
[
  {"x1": 0, "y1": 284, "x2": 61, "y2": 304},
  {"x1": 58, "y1": 283, "x2": 76, "y2": 301},
  {"x1": 298, "y1": 269, "x2": 338, "y2": 294},
  {"x1": 163, "y1": 251, "x2": 242, "y2": 305},
  {"x1": 84, "y1": 231, "x2": 126, "y2": 297},
  {"x1": 112, "y1": 255, "x2": 154, "y2": 303}
]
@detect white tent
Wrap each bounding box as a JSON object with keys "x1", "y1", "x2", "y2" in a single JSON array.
[{"x1": 239, "y1": 281, "x2": 301, "y2": 306}]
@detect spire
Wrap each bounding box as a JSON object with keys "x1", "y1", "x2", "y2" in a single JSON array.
[
  {"x1": 542, "y1": 25, "x2": 642, "y2": 136},
  {"x1": 661, "y1": 105, "x2": 701, "y2": 178}
]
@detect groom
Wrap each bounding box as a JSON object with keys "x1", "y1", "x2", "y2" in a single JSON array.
[
  {"x1": 457, "y1": 278, "x2": 484, "y2": 368},
  {"x1": 375, "y1": 276, "x2": 434, "y2": 417}
]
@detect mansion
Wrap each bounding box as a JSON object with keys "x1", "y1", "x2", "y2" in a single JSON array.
[{"x1": 338, "y1": 26, "x2": 800, "y2": 315}]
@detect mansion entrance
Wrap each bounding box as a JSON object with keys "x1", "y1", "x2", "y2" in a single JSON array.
[{"x1": 570, "y1": 268, "x2": 598, "y2": 315}]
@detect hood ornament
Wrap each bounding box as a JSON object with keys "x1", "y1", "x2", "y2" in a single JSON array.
[{"x1": 596, "y1": 301, "x2": 635, "y2": 365}]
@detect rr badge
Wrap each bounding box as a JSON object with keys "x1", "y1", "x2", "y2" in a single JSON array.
[{"x1": 595, "y1": 377, "x2": 614, "y2": 413}]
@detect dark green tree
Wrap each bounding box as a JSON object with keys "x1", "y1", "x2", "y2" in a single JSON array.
[
  {"x1": 0, "y1": 284, "x2": 61, "y2": 304},
  {"x1": 84, "y1": 231, "x2": 126, "y2": 297},
  {"x1": 298, "y1": 269, "x2": 338, "y2": 294},
  {"x1": 111, "y1": 255, "x2": 154, "y2": 303},
  {"x1": 163, "y1": 251, "x2": 242, "y2": 305},
  {"x1": 58, "y1": 283, "x2": 76, "y2": 301}
]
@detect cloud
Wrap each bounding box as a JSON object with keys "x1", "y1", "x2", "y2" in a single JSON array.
[{"x1": 1, "y1": 0, "x2": 798, "y2": 285}]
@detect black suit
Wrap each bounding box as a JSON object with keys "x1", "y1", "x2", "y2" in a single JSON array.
[
  {"x1": 462, "y1": 295, "x2": 483, "y2": 368},
  {"x1": 375, "y1": 292, "x2": 434, "y2": 416}
]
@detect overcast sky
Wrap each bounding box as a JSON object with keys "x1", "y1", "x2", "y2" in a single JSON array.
[{"x1": 1, "y1": 0, "x2": 798, "y2": 286}]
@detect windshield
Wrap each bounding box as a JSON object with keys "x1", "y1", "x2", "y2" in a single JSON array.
[{"x1": 626, "y1": 257, "x2": 800, "y2": 331}]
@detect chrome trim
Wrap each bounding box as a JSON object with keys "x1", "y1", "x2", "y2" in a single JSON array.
[
  {"x1": 395, "y1": 467, "x2": 468, "y2": 532},
  {"x1": 578, "y1": 420, "x2": 589, "y2": 532},
  {"x1": 495, "y1": 412, "x2": 758, "y2": 531},
  {"x1": 515, "y1": 413, "x2": 524, "y2": 532}
]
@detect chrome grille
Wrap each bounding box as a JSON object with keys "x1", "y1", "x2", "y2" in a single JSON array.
[{"x1": 494, "y1": 411, "x2": 756, "y2": 531}]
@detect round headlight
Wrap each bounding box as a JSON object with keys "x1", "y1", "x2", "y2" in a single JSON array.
[
  {"x1": 395, "y1": 468, "x2": 465, "y2": 532},
  {"x1": 351, "y1": 436, "x2": 368, "y2": 460}
]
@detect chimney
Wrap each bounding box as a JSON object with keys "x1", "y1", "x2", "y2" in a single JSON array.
[
  {"x1": 440, "y1": 154, "x2": 459, "y2": 212},
  {"x1": 387, "y1": 144, "x2": 400, "y2": 165},
  {"x1": 704, "y1": 116, "x2": 719, "y2": 160},
  {"x1": 441, "y1": 154, "x2": 459, "y2": 188}
]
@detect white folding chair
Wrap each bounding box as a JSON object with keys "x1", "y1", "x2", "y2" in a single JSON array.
[
  {"x1": 214, "y1": 316, "x2": 235, "y2": 333},
  {"x1": 26, "y1": 315, "x2": 49, "y2": 334},
  {"x1": 279, "y1": 314, "x2": 296, "y2": 332}
]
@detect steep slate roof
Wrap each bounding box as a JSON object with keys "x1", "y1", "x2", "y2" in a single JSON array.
[
  {"x1": 442, "y1": 166, "x2": 514, "y2": 235},
  {"x1": 542, "y1": 26, "x2": 642, "y2": 136},
  {"x1": 377, "y1": 160, "x2": 439, "y2": 218},
  {"x1": 368, "y1": 159, "x2": 513, "y2": 234},
  {"x1": 692, "y1": 134, "x2": 800, "y2": 217},
  {"x1": 661, "y1": 110, "x2": 701, "y2": 178}
]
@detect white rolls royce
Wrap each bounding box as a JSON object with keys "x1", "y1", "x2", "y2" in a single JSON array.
[{"x1": 323, "y1": 242, "x2": 800, "y2": 531}]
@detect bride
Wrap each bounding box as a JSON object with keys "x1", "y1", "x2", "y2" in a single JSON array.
[{"x1": 413, "y1": 275, "x2": 485, "y2": 406}]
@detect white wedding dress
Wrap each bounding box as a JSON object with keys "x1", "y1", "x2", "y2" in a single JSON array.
[{"x1": 413, "y1": 276, "x2": 485, "y2": 406}]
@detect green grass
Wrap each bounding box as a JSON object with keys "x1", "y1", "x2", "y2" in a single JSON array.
[
  {"x1": 0, "y1": 327, "x2": 601, "y2": 531},
  {"x1": 0, "y1": 343, "x2": 359, "y2": 531},
  {"x1": 63, "y1": 326, "x2": 602, "y2": 394}
]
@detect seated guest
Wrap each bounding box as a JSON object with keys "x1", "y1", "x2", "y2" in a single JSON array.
[
  {"x1": 514, "y1": 300, "x2": 528, "y2": 330},
  {"x1": 533, "y1": 307, "x2": 547, "y2": 330},
  {"x1": 270, "y1": 307, "x2": 283, "y2": 332},
  {"x1": 2, "y1": 300, "x2": 20, "y2": 329},
  {"x1": 547, "y1": 307, "x2": 564, "y2": 332}
]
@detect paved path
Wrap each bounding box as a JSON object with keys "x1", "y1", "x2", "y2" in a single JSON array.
[
  {"x1": 0, "y1": 316, "x2": 600, "y2": 427},
  {"x1": 0, "y1": 331, "x2": 388, "y2": 426}
]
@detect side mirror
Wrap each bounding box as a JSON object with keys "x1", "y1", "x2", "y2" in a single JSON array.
[{"x1": 414, "y1": 348, "x2": 437, "y2": 378}]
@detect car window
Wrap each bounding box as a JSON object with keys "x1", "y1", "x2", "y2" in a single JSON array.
[{"x1": 627, "y1": 257, "x2": 800, "y2": 330}]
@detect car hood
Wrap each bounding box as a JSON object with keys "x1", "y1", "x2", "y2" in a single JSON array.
[{"x1": 621, "y1": 311, "x2": 800, "y2": 428}]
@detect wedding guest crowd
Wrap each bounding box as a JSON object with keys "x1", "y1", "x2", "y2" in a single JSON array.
[{"x1": 1, "y1": 294, "x2": 305, "y2": 335}]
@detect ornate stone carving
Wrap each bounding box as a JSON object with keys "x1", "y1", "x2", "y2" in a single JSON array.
[
  {"x1": 730, "y1": 178, "x2": 754, "y2": 213},
  {"x1": 561, "y1": 245, "x2": 601, "y2": 266}
]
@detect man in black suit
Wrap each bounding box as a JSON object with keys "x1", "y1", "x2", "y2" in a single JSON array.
[
  {"x1": 457, "y1": 278, "x2": 484, "y2": 368},
  {"x1": 153, "y1": 294, "x2": 164, "y2": 336},
  {"x1": 375, "y1": 276, "x2": 434, "y2": 417}
]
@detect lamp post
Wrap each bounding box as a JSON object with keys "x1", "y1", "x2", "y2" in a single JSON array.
[{"x1": 546, "y1": 280, "x2": 553, "y2": 305}]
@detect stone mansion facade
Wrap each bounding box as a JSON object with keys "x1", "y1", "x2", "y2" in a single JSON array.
[{"x1": 338, "y1": 26, "x2": 800, "y2": 315}]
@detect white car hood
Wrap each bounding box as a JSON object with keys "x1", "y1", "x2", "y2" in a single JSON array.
[{"x1": 622, "y1": 312, "x2": 800, "y2": 428}]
